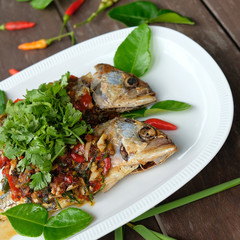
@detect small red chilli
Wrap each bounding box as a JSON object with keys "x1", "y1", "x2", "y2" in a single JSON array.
[
  {"x1": 0, "y1": 21, "x2": 35, "y2": 31},
  {"x1": 144, "y1": 118, "x2": 177, "y2": 130},
  {"x1": 9, "y1": 69, "x2": 19, "y2": 75},
  {"x1": 59, "y1": 0, "x2": 85, "y2": 35},
  {"x1": 71, "y1": 153, "x2": 85, "y2": 163}
]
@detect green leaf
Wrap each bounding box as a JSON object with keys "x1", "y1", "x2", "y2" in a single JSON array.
[
  {"x1": 122, "y1": 100, "x2": 191, "y2": 118},
  {"x1": 108, "y1": 1, "x2": 195, "y2": 26},
  {"x1": 121, "y1": 108, "x2": 146, "y2": 118},
  {"x1": 63, "y1": 103, "x2": 82, "y2": 127},
  {"x1": 132, "y1": 178, "x2": 240, "y2": 222},
  {"x1": 16, "y1": 0, "x2": 30, "y2": 2},
  {"x1": 115, "y1": 226, "x2": 124, "y2": 240},
  {"x1": 108, "y1": 1, "x2": 159, "y2": 27},
  {"x1": 30, "y1": 0, "x2": 53, "y2": 9},
  {"x1": 29, "y1": 172, "x2": 51, "y2": 191},
  {"x1": 43, "y1": 208, "x2": 92, "y2": 240},
  {"x1": 0, "y1": 90, "x2": 6, "y2": 115},
  {"x1": 1, "y1": 203, "x2": 48, "y2": 237},
  {"x1": 133, "y1": 225, "x2": 161, "y2": 240},
  {"x1": 60, "y1": 71, "x2": 70, "y2": 88},
  {"x1": 144, "y1": 100, "x2": 191, "y2": 116},
  {"x1": 114, "y1": 24, "x2": 151, "y2": 77},
  {"x1": 149, "y1": 9, "x2": 195, "y2": 25}
]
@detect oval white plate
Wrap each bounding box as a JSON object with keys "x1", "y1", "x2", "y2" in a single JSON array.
[{"x1": 0, "y1": 26, "x2": 233, "y2": 240}]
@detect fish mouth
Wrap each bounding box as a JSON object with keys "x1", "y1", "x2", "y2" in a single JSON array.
[{"x1": 131, "y1": 143, "x2": 178, "y2": 173}]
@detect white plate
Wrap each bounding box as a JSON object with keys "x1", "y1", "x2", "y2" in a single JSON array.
[{"x1": 0, "y1": 26, "x2": 233, "y2": 240}]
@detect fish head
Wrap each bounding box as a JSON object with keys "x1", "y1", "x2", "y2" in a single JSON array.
[
  {"x1": 91, "y1": 64, "x2": 157, "y2": 112},
  {"x1": 94, "y1": 117, "x2": 177, "y2": 171},
  {"x1": 94, "y1": 117, "x2": 177, "y2": 191}
]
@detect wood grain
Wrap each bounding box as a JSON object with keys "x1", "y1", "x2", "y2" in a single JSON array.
[
  {"x1": 203, "y1": 0, "x2": 240, "y2": 48},
  {"x1": 0, "y1": 0, "x2": 240, "y2": 239},
  {"x1": 0, "y1": 0, "x2": 72, "y2": 80}
]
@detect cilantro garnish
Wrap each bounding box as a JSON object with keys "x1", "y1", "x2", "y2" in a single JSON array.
[{"x1": 0, "y1": 72, "x2": 91, "y2": 191}]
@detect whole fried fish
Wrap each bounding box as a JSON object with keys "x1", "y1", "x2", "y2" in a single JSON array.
[
  {"x1": 94, "y1": 117, "x2": 177, "y2": 191},
  {"x1": 67, "y1": 64, "x2": 157, "y2": 125},
  {"x1": 0, "y1": 118, "x2": 177, "y2": 213}
]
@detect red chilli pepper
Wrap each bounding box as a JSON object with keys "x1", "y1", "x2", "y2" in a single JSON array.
[
  {"x1": 145, "y1": 118, "x2": 177, "y2": 130},
  {"x1": 103, "y1": 157, "x2": 111, "y2": 175},
  {"x1": 2, "y1": 165, "x2": 20, "y2": 201},
  {"x1": 14, "y1": 98, "x2": 23, "y2": 103},
  {"x1": 60, "y1": 0, "x2": 85, "y2": 35},
  {"x1": 71, "y1": 153, "x2": 85, "y2": 163},
  {"x1": 0, "y1": 21, "x2": 35, "y2": 31},
  {"x1": 65, "y1": 173, "x2": 73, "y2": 184},
  {"x1": 9, "y1": 69, "x2": 19, "y2": 75},
  {"x1": 90, "y1": 180, "x2": 102, "y2": 193}
]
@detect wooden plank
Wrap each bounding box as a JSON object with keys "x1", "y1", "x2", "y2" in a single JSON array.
[
  {"x1": 0, "y1": 0, "x2": 72, "y2": 81},
  {"x1": 203, "y1": 0, "x2": 240, "y2": 48},
  {"x1": 0, "y1": 0, "x2": 239, "y2": 240}
]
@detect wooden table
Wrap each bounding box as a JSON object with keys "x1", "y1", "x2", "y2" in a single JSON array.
[{"x1": 0, "y1": 0, "x2": 240, "y2": 239}]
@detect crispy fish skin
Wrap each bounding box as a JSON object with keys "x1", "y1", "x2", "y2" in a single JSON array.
[
  {"x1": 91, "y1": 64, "x2": 157, "y2": 112},
  {"x1": 94, "y1": 117, "x2": 177, "y2": 191}
]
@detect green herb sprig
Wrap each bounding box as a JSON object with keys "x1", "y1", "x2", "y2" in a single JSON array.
[{"x1": 0, "y1": 72, "x2": 91, "y2": 191}]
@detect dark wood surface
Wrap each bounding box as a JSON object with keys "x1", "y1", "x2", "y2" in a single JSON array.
[{"x1": 0, "y1": 0, "x2": 240, "y2": 239}]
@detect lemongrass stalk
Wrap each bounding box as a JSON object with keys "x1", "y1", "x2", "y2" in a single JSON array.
[
  {"x1": 133, "y1": 178, "x2": 240, "y2": 222},
  {"x1": 115, "y1": 226, "x2": 123, "y2": 240}
]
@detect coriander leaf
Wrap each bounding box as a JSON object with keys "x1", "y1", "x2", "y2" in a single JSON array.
[
  {"x1": 61, "y1": 71, "x2": 70, "y2": 88},
  {"x1": 43, "y1": 208, "x2": 92, "y2": 240},
  {"x1": 29, "y1": 138, "x2": 48, "y2": 154},
  {"x1": 30, "y1": 0, "x2": 53, "y2": 10},
  {"x1": 0, "y1": 90, "x2": 6, "y2": 115},
  {"x1": 108, "y1": 1, "x2": 159, "y2": 26},
  {"x1": 63, "y1": 103, "x2": 82, "y2": 127},
  {"x1": 31, "y1": 153, "x2": 52, "y2": 172},
  {"x1": 114, "y1": 23, "x2": 151, "y2": 77},
  {"x1": 30, "y1": 172, "x2": 51, "y2": 191},
  {"x1": 52, "y1": 81, "x2": 62, "y2": 95},
  {"x1": 108, "y1": 1, "x2": 195, "y2": 26},
  {"x1": 54, "y1": 139, "x2": 65, "y2": 157},
  {"x1": 17, "y1": 157, "x2": 30, "y2": 172},
  {"x1": 4, "y1": 144, "x2": 22, "y2": 159},
  {"x1": 1, "y1": 203, "x2": 48, "y2": 237}
]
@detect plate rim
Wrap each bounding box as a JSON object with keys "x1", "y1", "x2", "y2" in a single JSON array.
[{"x1": 1, "y1": 26, "x2": 233, "y2": 240}]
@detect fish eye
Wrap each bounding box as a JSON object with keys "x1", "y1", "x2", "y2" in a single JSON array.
[
  {"x1": 124, "y1": 77, "x2": 139, "y2": 88},
  {"x1": 139, "y1": 126, "x2": 157, "y2": 141}
]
